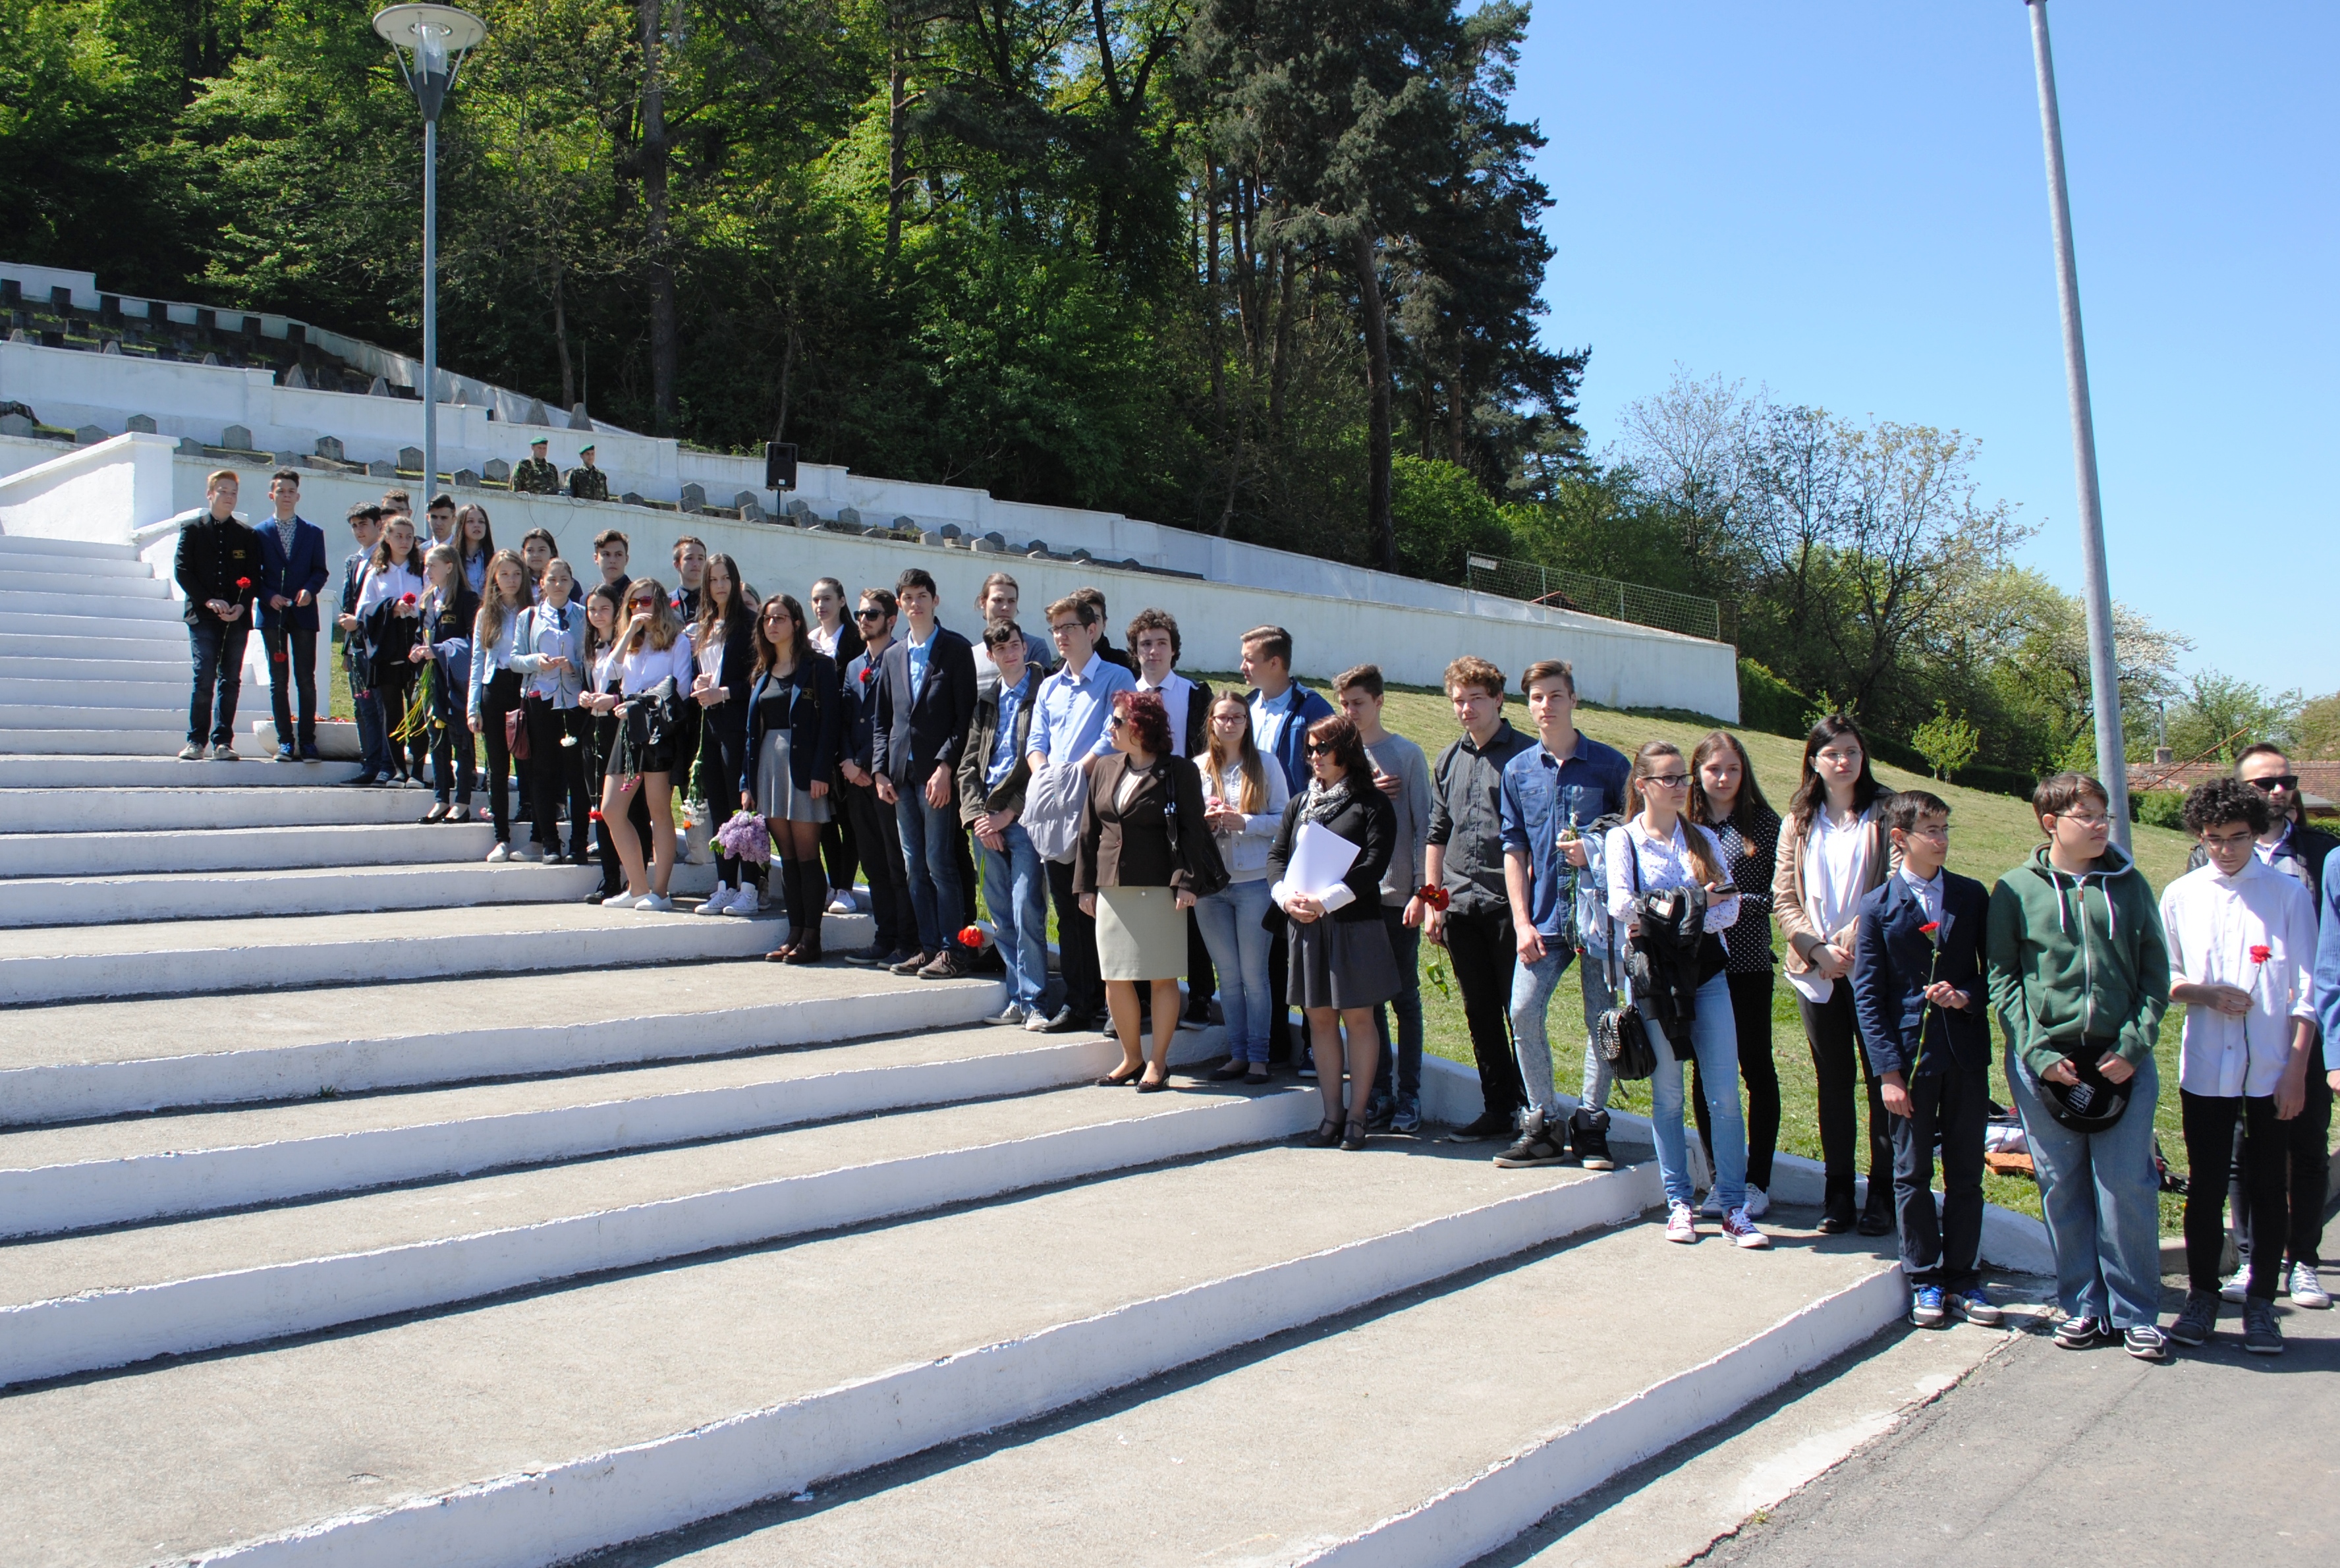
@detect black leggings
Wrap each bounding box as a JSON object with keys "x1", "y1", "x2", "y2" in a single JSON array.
[
  {"x1": 1797, "y1": 983, "x2": 1893, "y2": 1211},
  {"x1": 701, "y1": 710, "x2": 752, "y2": 885},
  {"x1": 478, "y1": 671, "x2": 525, "y2": 844},
  {"x1": 526, "y1": 698, "x2": 590, "y2": 857},
  {"x1": 1694, "y1": 967, "x2": 1783, "y2": 1191}
]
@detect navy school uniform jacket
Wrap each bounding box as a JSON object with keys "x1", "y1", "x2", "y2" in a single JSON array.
[
  {"x1": 255, "y1": 516, "x2": 333, "y2": 634},
  {"x1": 1851, "y1": 869, "x2": 1992, "y2": 1079},
  {"x1": 872, "y1": 623, "x2": 978, "y2": 786},
  {"x1": 740, "y1": 652, "x2": 843, "y2": 801}
]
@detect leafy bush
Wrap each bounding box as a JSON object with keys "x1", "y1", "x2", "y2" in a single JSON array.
[
  {"x1": 1738, "y1": 659, "x2": 1810, "y2": 740},
  {"x1": 2131, "y1": 791, "x2": 2188, "y2": 831}
]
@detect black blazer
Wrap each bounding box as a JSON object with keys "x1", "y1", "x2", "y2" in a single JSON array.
[
  {"x1": 872, "y1": 623, "x2": 978, "y2": 785},
  {"x1": 255, "y1": 517, "x2": 332, "y2": 633},
  {"x1": 1267, "y1": 786, "x2": 1396, "y2": 924},
  {"x1": 1074, "y1": 750, "x2": 1221, "y2": 896},
  {"x1": 740, "y1": 653, "x2": 843, "y2": 800},
  {"x1": 695, "y1": 611, "x2": 760, "y2": 742},
  {"x1": 174, "y1": 514, "x2": 264, "y2": 628},
  {"x1": 1851, "y1": 870, "x2": 1992, "y2": 1078}
]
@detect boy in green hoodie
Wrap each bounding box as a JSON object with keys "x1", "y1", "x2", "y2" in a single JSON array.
[{"x1": 1986, "y1": 771, "x2": 2171, "y2": 1360}]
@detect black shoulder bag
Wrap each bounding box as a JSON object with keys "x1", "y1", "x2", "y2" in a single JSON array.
[{"x1": 1595, "y1": 833, "x2": 1658, "y2": 1080}]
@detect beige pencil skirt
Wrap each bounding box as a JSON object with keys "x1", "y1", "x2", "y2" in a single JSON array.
[{"x1": 1095, "y1": 884, "x2": 1187, "y2": 982}]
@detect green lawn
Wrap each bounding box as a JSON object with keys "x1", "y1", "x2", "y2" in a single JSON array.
[{"x1": 1268, "y1": 677, "x2": 2200, "y2": 1229}]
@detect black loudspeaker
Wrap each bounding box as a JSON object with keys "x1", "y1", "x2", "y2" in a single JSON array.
[{"x1": 764, "y1": 441, "x2": 799, "y2": 492}]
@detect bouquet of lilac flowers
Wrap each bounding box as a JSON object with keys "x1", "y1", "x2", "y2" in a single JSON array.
[{"x1": 713, "y1": 812, "x2": 772, "y2": 866}]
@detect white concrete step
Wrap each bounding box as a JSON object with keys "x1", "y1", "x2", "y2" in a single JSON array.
[
  {"x1": 0, "y1": 820, "x2": 497, "y2": 877},
  {"x1": 0, "y1": 608, "x2": 184, "y2": 642},
  {"x1": 0, "y1": 1144, "x2": 1653, "y2": 1564},
  {"x1": 9, "y1": 701, "x2": 181, "y2": 729},
  {"x1": 2, "y1": 783, "x2": 424, "y2": 834},
  {"x1": 0, "y1": 628, "x2": 189, "y2": 660},
  {"x1": 0, "y1": 1017, "x2": 1062, "y2": 1237},
  {"x1": 0, "y1": 727, "x2": 188, "y2": 756},
  {"x1": 0, "y1": 901, "x2": 854, "y2": 1005},
  {"x1": 0, "y1": 586, "x2": 181, "y2": 620},
  {"x1": 0, "y1": 535, "x2": 139, "y2": 563},
  {"x1": 0, "y1": 965, "x2": 1008, "y2": 1126},
  {"x1": 0, "y1": 675, "x2": 182, "y2": 706},
  {"x1": 0, "y1": 655, "x2": 182, "y2": 683},
  {"x1": 0, "y1": 1076, "x2": 1320, "y2": 1386},
  {"x1": 0, "y1": 859, "x2": 607, "y2": 927},
  {"x1": 0, "y1": 550, "x2": 156, "y2": 580},
  {"x1": 0, "y1": 752, "x2": 365, "y2": 785},
  {"x1": 0, "y1": 569, "x2": 171, "y2": 599}
]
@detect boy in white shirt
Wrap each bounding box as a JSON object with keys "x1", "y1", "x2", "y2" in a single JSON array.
[{"x1": 2161, "y1": 778, "x2": 2319, "y2": 1355}]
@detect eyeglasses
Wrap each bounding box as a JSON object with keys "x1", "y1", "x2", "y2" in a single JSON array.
[
  {"x1": 2055, "y1": 812, "x2": 2113, "y2": 828},
  {"x1": 854, "y1": 608, "x2": 885, "y2": 621},
  {"x1": 1904, "y1": 824, "x2": 1950, "y2": 841},
  {"x1": 1048, "y1": 622, "x2": 1082, "y2": 637},
  {"x1": 1642, "y1": 773, "x2": 1690, "y2": 789},
  {"x1": 2246, "y1": 774, "x2": 2299, "y2": 792}
]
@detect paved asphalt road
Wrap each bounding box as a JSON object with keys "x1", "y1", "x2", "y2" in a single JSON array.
[{"x1": 1700, "y1": 1208, "x2": 2340, "y2": 1567}]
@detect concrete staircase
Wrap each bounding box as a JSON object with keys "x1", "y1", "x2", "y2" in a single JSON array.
[{"x1": 0, "y1": 530, "x2": 1926, "y2": 1568}]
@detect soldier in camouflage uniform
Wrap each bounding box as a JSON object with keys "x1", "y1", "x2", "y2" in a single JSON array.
[
  {"x1": 567, "y1": 441, "x2": 609, "y2": 501},
  {"x1": 512, "y1": 437, "x2": 560, "y2": 495}
]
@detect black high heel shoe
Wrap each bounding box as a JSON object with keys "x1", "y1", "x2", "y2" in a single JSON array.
[
  {"x1": 1341, "y1": 1117, "x2": 1369, "y2": 1152},
  {"x1": 1308, "y1": 1117, "x2": 1343, "y2": 1148},
  {"x1": 1098, "y1": 1064, "x2": 1145, "y2": 1087}
]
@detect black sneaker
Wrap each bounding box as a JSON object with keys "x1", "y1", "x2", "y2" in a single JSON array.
[
  {"x1": 2053, "y1": 1314, "x2": 2111, "y2": 1350},
  {"x1": 2167, "y1": 1290, "x2": 2218, "y2": 1348},
  {"x1": 1493, "y1": 1111, "x2": 1567, "y2": 1169},
  {"x1": 1444, "y1": 1111, "x2": 1517, "y2": 1144},
  {"x1": 1569, "y1": 1107, "x2": 1616, "y2": 1171},
  {"x1": 840, "y1": 943, "x2": 893, "y2": 966},
  {"x1": 887, "y1": 951, "x2": 933, "y2": 976},
  {"x1": 2241, "y1": 1301, "x2": 2284, "y2": 1356},
  {"x1": 2123, "y1": 1324, "x2": 2171, "y2": 1361},
  {"x1": 1040, "y1": 1005, "x2": 1092, "y2": 1034}
]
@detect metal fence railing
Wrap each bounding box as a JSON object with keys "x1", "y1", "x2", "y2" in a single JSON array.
[{"x1": 1463, "y1": 555, "x2": 1733, "y2": 644}]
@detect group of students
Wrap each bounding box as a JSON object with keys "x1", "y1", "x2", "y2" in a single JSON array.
[{"x1": 175, "y1": 469, "x2": 2338, "y2": 1341}]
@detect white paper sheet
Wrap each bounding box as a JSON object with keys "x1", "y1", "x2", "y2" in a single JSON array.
[{"x1": 1285, "y1": 820, "x2": 1361, "y2": 899}]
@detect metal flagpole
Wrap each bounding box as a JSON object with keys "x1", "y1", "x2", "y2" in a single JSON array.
[{"x1": 2025, "y1": 0, "x2": 2131, "y2": 844}]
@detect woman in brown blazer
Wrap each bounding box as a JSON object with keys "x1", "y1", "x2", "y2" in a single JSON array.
[
  {"x1": 1770, "y1": 713, "x2": 1897, "y2": 1234},
  {"x1": 1076, "y1": 690, "x2": 1225, "y2": 1090}
]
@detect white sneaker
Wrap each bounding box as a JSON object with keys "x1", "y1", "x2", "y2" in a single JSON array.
[
  {"x1": 634, "y1": 892, "x2": 675, "y2": 913},
  {"x1": 1665, "y1": 1202, "x2": 1698, "y2": 1244},
  {"x1": 2291, "y1": 1262, "x2": 2332, "y2": 1310},
  {"x1": 697, "y1": 884, "x2": 734, "y2": 916},
  {"x1": 2220, "y1": 1264, "x2": 2252, "y2": 1304},
  {"x1": 1744, "y1": 1185, "x2": 1771, "y2": 1219},
  {"x1": 1722, "y1": 1208, "x2": 1771, "y2": 1249},
  {"x1": 485, "y1": 843, "x2": 511, "y2": 863},
  {"x1": 826, "y1": 891, "x2": 858, "y2": 916},
  {"x1": 1698, "y1": 1189, "x2": 1725, "y2": 1218},
  {"x1": 601, "y1": 892, "x2": 638, "y2": 910},
  {"x1": 514, "y1": 842, "x2": 545, "y2": 863},
  {"x1": 723, "y1": 885, "x2": 762, "y2": 916}
]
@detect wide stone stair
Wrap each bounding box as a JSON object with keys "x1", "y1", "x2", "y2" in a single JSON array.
[{"x1": 0, "y1": 528, "x2": 1927, "y2": 1568}]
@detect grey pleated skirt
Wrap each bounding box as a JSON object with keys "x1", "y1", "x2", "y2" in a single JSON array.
[
  {"x1": 1096, "y1": 884, "x2": 1187, "y2": 981},
  {"x1": 1287, "y1": 914, "x2": 1399, "y2": 1011},
  {"x1": 753, "y1": 730, "x2": 833, "y2": 824}
]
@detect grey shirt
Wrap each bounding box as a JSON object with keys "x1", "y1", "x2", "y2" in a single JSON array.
[
  {"x1": 1364, "y1": 731, "x2": 1430, "y2": 907},
  {"x1": 1424, "y1": 719, "x2": 1535, "y2": 918}
]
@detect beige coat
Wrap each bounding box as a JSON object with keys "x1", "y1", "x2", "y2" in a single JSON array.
[{"x1": 1771, "y1": 803, "x2": 1895, "y2": 976}]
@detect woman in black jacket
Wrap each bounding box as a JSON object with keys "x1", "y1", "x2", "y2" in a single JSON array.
[
  {"x1": 740, "y1": 593, "x2": 843, "y2": 963},
  {"x1": 1268, "y1": 713, "x2": 1399, "y2": 1150},
  {"x1": 690, "y1": 553, "x2": 762, "y2": 917},
  {"x1": 413, "y1": 543, "x2": 480, "y2": 822}
]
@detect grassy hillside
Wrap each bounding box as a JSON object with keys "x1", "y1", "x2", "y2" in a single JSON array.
[{"x1": 1342, "y1": 681, "x2": 2198, "y2": 1228}]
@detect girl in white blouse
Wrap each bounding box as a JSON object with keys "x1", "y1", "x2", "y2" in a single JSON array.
[
  {"x1": 1195, "y1": 694, "x2": 1291, "y2": 1082},
  {"x1": 1605, "y1": 739, "x2": 1768, "y2": 1250},
  {"x1": 581, "y1": 577, "x2": 695, "y2": 910},
  {"x1": 354, "y1": 513, "x2": 429, "y2": 787}
]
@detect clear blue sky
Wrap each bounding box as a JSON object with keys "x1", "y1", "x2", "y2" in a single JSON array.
[{"x1": 1513, "y1": 0, "x2": 2337, "y2": 702}]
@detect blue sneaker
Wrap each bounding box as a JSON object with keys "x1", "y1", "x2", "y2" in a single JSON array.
[
  {"x1": 1910, "y1": 1284, "x2": 1947, "y2": 1328},
  {"x1": 1947, "y1": 1285, "x2": 2003, "y2": 1326}
]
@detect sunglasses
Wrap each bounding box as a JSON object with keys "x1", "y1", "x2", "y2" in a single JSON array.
[
  {"x1": 2247, "y1": 774, "x2": 2299, "y2": 791},
  {"x1": 854, "y1": 607, "x2": 886, "y2": 620},
  {"x1": 1108, "y1": 714, "x2": 1127, "y2": 729},
  {"x1": 1304, "y1": 742, "x2": 1334, "y2": 755}
]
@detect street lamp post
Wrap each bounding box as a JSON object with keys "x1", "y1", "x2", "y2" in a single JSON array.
[
  {"x1": 2023, "y1": 0, "x2": 2131, "y2": 845},
  {"x1": 372, "y1": 5, "x2": 487, "y2": 511}
]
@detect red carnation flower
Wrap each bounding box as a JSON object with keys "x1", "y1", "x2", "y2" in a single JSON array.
[
  {"x1": 235, "y1": 576, "x2": 252, "y2": 591},
  {"x1": 1920, "y1": 920, "x2": 1941, "y2": 936},
  {"x1": 1416, "y1": 884, "x2": 1451, "y2": 912},
  {"x1": 2250, "y1": 944, "x2": 2271, "y2": 965},
  {"x1": 958, "y1": 924, "x2": 986, "y2": 949},
  {"x1": 401, "y1": 592, "x2": 418, "y2": 605}
]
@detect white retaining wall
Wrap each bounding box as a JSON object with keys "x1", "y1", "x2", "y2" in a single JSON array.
[{"x1": 0, "y1": 434, "x2": 1739, "y2": 708}]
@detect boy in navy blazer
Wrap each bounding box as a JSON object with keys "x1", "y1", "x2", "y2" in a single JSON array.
[
  {"x1": 1853, "y1": 789, "x2": 2001, "y2": 1330},
  {"x1": 255, "y1": 469, "x2": 331, "y2": 761},
  {"x1": 872, "y1": 567, "x2": 980, "y2": 976}
]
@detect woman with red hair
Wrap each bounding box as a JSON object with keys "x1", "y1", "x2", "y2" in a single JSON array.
[{"x1": 1076, "y1": 690, "x2": 1225, "y2": 1089}]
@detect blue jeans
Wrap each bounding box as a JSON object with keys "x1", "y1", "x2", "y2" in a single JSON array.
[
  {"x1": 2007, "y1": 1049, "x2": 2163, "y2": 1329},
  {"x1": 1196, "y1": 878, "x2": 1276, "y2": 1063},
  {"x1": 1509, "y1": 939, "x2": 1618, "y2": 1119},
  {"x1": 186, "y1": 618, "x2": 249, "y2": 746},
  {"x1": 1647, "y1": 968, "x2": 1747, "y2": 1212},
  {"x1": 893, "y1": 777, "x2": 966, "y2": 957},
  {"x1": 1374, "y1": 906, "x2": 1424, "y2": 1105},
  {"x1": 978, "y1": 821, "x2": 1049, "y2": 1011},
  {"x1": 348, "y1": 660, "x2": 390, "y2": 777}
]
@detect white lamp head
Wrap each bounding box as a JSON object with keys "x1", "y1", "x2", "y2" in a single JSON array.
[{"x1": 372, "y1": 5, "x2": 487, "y2": 123}]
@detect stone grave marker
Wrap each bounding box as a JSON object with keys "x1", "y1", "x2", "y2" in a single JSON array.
[
  {"x1": 369, "y1": 376, "x2": 391, "y2": 397},
  {"x1": 835, "y1": 505, "x2": 862, "y2": 529},
  {"x1": 222, "y1": 425, "x2": 254, "y2": 451},
  {"x1": 398, "y1": 447, "x2": 424, "y2": 472},
  {"x1": 0, "y1": 412, "x2": 34, "y2": 436},
  {"x1": 454, "y1": 468, "x2": 482, "y2": 488},
  {"x1": 523, "y1": 399, "x2": 550, "y2": 426},
  {"x1": 126, "y1": 415, "x2": 157, "y2": 434},
  {"x1": 368, "y1": 460, "x2": 397, "y2": 478},
  {"x1": 483, "y1": 458, "x2": 511, "y2": 482},
  {"x1": 315, "y1": 436, "x2": 345, "y2": 462},
  {"x1": 679, "y1": 483, "x2": 708, "y2": 514},
  {"x1": 569, "y1": 403, "x2": 594, "y2": 430}
]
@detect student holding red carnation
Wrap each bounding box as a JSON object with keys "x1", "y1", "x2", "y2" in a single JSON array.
[
  {"x1": 174, "y1": 468, "x2": 265, "y2": 762},
  {"x1": 354, "y1": 511, "x2": 430, "y2": 787}
]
